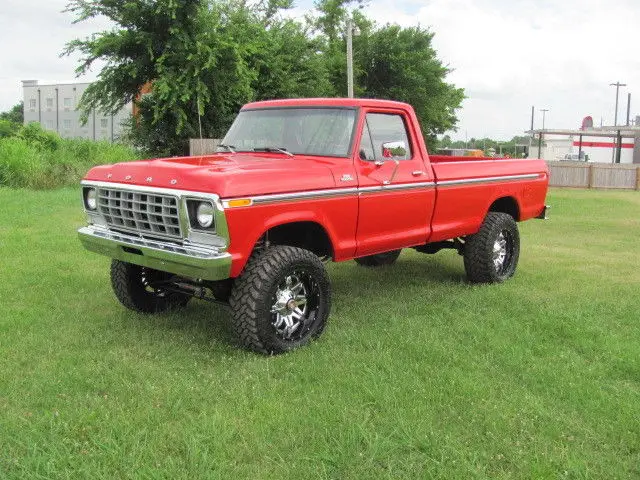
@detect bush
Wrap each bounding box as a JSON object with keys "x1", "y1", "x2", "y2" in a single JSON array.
[
  {"x1": 0, "y1": 137, "x2": 48, "y2": 188},
  {"x1": 0, "y1": 120, "x2": 20, "y2": 139},
  {"x1": 18, "y1": 122, "x2": 61, "y2": 151},
  {"x1": 0, "y1": 124, "x2": 140, "y2": 189}
]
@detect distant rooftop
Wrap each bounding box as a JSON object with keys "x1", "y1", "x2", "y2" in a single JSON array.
[
  {"x1": 22, "y1": 79, "x2": 91, "y2": 88},
  {"x1": 527, "y1": 126, "x2": 640, "y2": 138}
]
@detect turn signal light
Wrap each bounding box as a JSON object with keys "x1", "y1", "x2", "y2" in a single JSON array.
[{"x1": 224, "y1": 198, "x2": 253, "y2": 208}]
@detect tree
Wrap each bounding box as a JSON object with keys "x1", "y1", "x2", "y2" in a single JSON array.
[
  {"x1": 66, "y1": 0, "x2": 463, "y2": 155},
  {"x1": 312, "y1": 2, "x2": 464, "y2": 146},
  {"x1": 0, "y1": 102, "x2": 24, "y2": 124},
  {"x1": 63, "y1": 0, "x2": 204, "y2": 125},
  {"x1": 65, "y1": 0, "x2": 334, "y2": 155}
]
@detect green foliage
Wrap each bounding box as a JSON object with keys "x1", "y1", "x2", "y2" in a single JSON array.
[
  {"x1": 121, "y1": 96, "x2": 192, "y2": 157},
  {"x1": 313, "y1": 2, "x2": 464, "y2": 143},
  {"x1": 0, "y1": 101, "x2": 24, "y2": 124},
  {"x1": 63, "y1": 0, "x2": 203, "y2": 123},
  {"x1": 355, "y1": 25, "x2": 464, "y2": 143},
  {"x1": 18, "y1": 122, "x2": 61, "y2": 151},
  {"x1": 0, "y1": 119, "x2": 20, "y2": 139},
  {"x1": 0, "y1": 125, "x2": 138, "y2": 189}
]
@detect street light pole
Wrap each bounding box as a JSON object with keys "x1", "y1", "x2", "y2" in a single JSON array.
[{"x1": 610, "y1": 81, "x2": 626, "y2": 126}]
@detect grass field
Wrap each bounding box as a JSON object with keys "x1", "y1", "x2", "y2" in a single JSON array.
[{"x1": 1, "y1": 187, "x2": 639, "y2": 479}]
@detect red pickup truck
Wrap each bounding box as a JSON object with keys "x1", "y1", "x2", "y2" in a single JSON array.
[{"x1": 79, "y1": 98, "x2": 549, "y2": 354}]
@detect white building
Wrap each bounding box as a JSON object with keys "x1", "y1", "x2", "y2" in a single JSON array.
[
  {"x1": 22, "y1": 80, "x2": 132, "y2": 142},
  {"x1": 528, "y1": 121, "x2": 640, "y2": 164}
]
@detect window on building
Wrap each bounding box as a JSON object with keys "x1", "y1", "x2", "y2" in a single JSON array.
[
  {"x1": 63, "y1": 97, "x2": 72, "y2": 110},
  {"x1": 46, "y1": 120, "x2": 54, "y2": 130},
  {"x1": 63, "y1": 119, "x2": 72, "y2": 130},
  {"x1": 46, "y1": 98, "x2": 54, "y2": 109},
  {"x1": 29, "y1": 99, "x2": 37, "y2": 111},
  {"x1": 100, "y1": 118, "x2": 109, "y2": 129}
]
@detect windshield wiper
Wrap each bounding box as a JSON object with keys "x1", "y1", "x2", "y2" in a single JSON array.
[
  {"x1": 253, "y1": 146, "x2": 294, "y2": 157},
  {"x1": 217, "y1": 143, "x2": 236, "y2": 153}
]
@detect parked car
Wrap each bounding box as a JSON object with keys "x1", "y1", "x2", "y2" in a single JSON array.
[
  {"x1": 78, "y1": 98, "x2": 549, "y2": 354},
  {"x1": 562, "y1": 152, "x2": 589, "y2": 161}
]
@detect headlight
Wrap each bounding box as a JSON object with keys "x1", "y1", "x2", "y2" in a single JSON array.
[
  {"x1": 196, "y1": 202, "x2": 214, "y2": 228},
  {"x1": 84, "y1": 187, "x2": 97, "y2": 210}
]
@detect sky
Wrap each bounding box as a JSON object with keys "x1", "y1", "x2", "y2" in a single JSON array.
[{"x1": 0, "y1": 0, "x2": 639, "y2": 140}]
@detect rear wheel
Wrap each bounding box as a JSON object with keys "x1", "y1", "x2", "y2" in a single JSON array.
[
  {"x1": 463, "y1": 212, "x2": 520, "y2": 283},
  {"x1": 354, "y1": 249, "x2": 402, "y2": 267},
  {"x1": 229, "y1": 246, "x2": 331, "y2": 354},
  {"x1": 110, "y1": 260, "x2": 190, "y2": 313}
]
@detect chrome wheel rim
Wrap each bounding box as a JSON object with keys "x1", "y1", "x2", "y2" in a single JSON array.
[
  {"x1": 492, "y1": 230, "x2": 513, "y2": 275},
  {"x1": 270, "y1": 271, "x2": 318, "y2": 341},
  {"x1": 141, "y1": 267, "x2": 168, "y2": 297}
]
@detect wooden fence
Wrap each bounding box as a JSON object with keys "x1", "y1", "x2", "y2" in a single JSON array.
[{"x1": 547, "y1": 161, "x2": 640, "y2": 190}]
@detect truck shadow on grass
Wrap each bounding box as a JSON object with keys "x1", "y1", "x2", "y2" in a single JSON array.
[
  {"x1": 110, "y1": 255, "x2": 466, "y2": 353},
  {"x1": 114, "y1": 301, "x2": 236, "y2": 354},
  {"x1": 330, "y1": 255, "x2": 466, "y2": 291}
]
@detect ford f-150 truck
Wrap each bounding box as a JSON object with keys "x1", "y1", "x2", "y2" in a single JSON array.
[{"x1": 78, "y1": 98, "x2": 549, "y2": 354}]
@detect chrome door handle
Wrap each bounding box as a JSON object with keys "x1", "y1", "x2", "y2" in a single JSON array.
[{"x1": 412, "y1": 170, "x2": 424, "y2": 176}]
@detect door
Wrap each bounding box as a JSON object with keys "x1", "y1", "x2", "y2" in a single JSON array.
[{"x1": 355, "y1": 110, "x2": 436, "y2": 256}]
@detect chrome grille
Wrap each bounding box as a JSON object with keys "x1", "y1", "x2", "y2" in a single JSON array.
[{"x1": 97, "y1": 187, "x2": 182, "y2": 239}]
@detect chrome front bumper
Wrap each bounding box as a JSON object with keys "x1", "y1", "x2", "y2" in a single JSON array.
[{"x1": 78, "y1": 226, "x2": 232, "y2": 281}]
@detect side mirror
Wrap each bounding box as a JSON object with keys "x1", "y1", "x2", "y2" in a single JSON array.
[{"x1": 382, "y1": 141, "x2": 407, "y2": 159}]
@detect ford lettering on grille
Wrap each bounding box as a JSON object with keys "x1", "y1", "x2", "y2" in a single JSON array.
[{"x1": 97, "y1": 188, "x2": 182, "y2": 239}]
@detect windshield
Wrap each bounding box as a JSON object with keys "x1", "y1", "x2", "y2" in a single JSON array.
[{"x1": 220, "y1": 107, "x2": 357, "y2": 157}]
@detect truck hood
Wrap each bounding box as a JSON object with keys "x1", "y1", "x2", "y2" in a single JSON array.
[{"x1": 84, "y1": 153, "x2": 339, "y2": 198}]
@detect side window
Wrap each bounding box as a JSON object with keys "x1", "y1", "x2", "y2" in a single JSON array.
[
  {"x1": 365, "y1": 113, "x2": 412, "y2": 161},
  {"x1": 358, "y1": 122, "x2": 375, "y2": 160}
]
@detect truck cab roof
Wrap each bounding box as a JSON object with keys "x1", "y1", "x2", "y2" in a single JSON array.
[{"x1": 242, "y1": 98, "x2": 413, "y2": 110}]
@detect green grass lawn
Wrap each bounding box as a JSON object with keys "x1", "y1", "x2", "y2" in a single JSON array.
[{"x1": 1, "y1": 187, "x2": 639, "y2": 479}]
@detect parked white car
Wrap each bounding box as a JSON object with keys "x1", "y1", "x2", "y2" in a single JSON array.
[{"x1": 562, "y1": 152, "x2": 589, "y2": 162}]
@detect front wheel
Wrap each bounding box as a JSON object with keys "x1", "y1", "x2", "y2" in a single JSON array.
[
  {"x1": 110, "y1": 260, "x2": 190, "y2": 313},
  {"x1": 229, "y1": 246, "x2": 331, "y2": 354},
  {"x1": 463, "y1": 212, "x2": 520, "y2": 283}
]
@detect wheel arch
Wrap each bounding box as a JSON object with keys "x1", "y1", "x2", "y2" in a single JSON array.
[
  {"x1": 262, "y1": 220, "x2": 334, "y2": 260},
  {"x1": 229, "y1": 212, "x2": 337, "y2": 278},
  {"x1": 487, "y1": 196, "x2": 520, "y2": 221}
]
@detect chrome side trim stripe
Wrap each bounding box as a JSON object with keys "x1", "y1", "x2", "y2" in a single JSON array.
[
  {"x1": 248, "y1": 182, "x2": 436, "y2": 205},
  {"x1": 251, "y1": 187, "x2": 360, "y2": 204},
  {"x1": 358, "y1": 181, "x2": 436, "y2": 194},
  {"x1": 221, "y1": 173, "x2": 543, "y2": 206},
  {"x1": 437, "y1": 173, "x2": 541, "y2": 187}
]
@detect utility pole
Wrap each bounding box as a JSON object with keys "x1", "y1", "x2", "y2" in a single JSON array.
[
  {"x1": 538, "y1": 108, "x2": 549, "y2": 159},
  {"x1": 346, "y1": 18, "x2": 354, "y2": 98},
  {"x1": 530, "y1": 105, "x2": 535, "y2": 137},
  {"x1": 540, "y1": 108, "x2": 549, "y2": 131},
  {"x1": 610, "y1": 81, "x2": 626, "y2": 126},
  {"x1": 626, "y1": 93, "x2": 631, "y2": 126}
]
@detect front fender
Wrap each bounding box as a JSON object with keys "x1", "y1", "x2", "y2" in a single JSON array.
[{"x1": 224, "y1": 202, "x2": 356, "y2": 277}]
